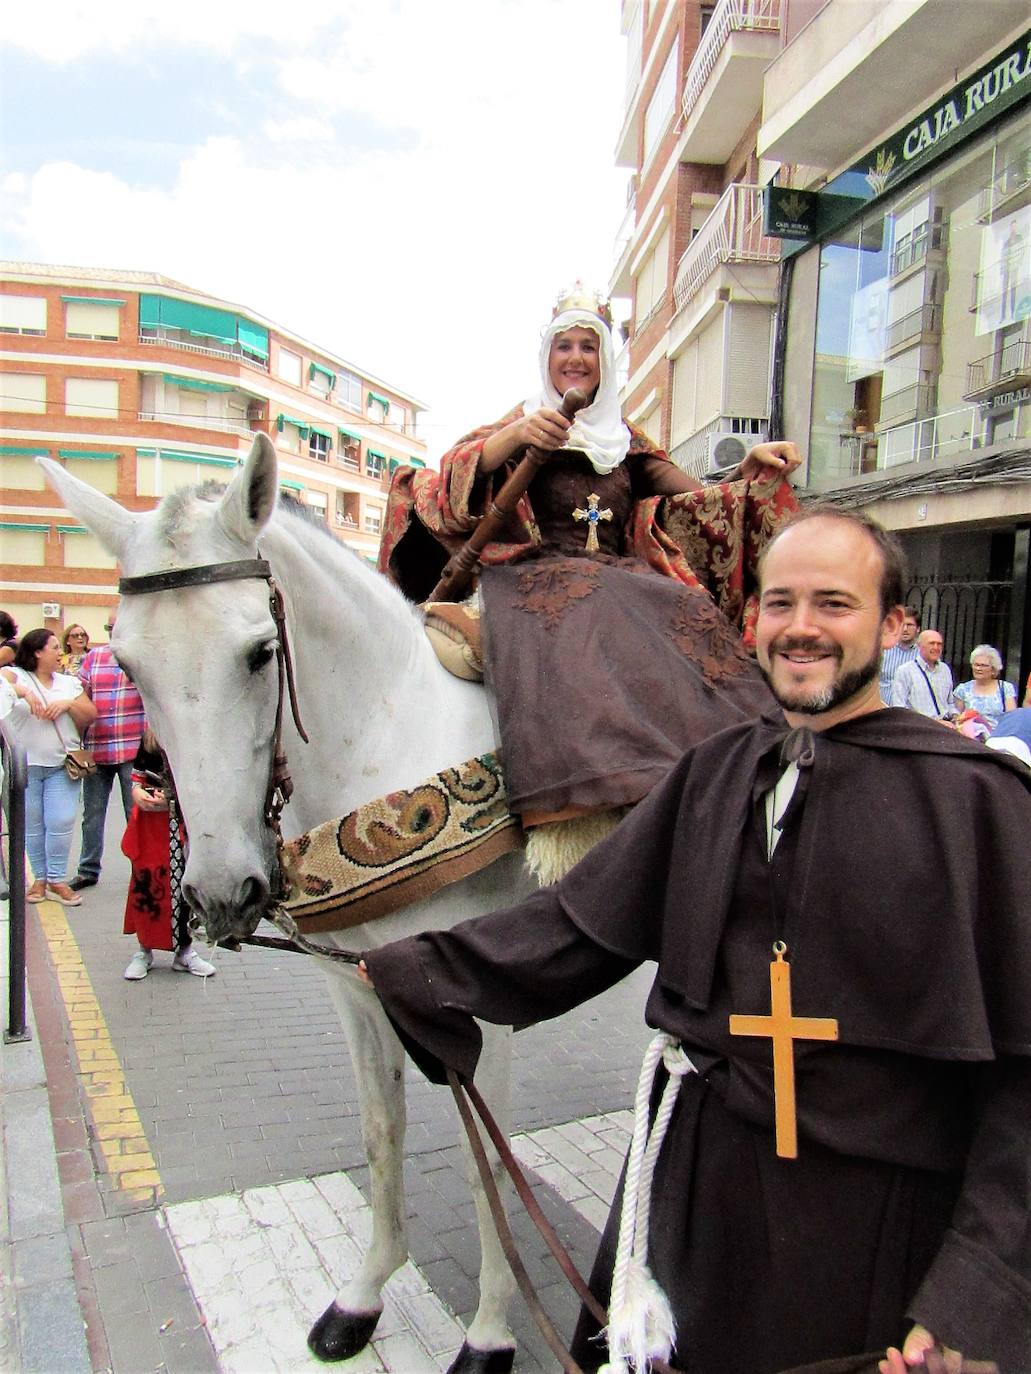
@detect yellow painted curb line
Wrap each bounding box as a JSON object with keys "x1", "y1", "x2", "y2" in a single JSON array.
[{"x1": 36, "y1": 899, "x2": 164, "y2": 1205}]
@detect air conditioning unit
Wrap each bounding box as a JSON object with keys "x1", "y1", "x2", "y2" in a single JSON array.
[
  {"x1": 706, "y1": 431, "x2": 749, "y2": 475},
  {"x1": 247, "y1": 402, "x2": 266, "y2": 421},
  {"x1": 42, "y1": 602, "x2": 61, "y2": 619}
]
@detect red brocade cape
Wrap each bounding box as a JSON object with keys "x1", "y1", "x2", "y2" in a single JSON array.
[
  {"x1": 377, "y1": 406, "x2": 798, "y2": 645},
  {"x1": 121, "y1": 807, "x2": 177, "y2": 952}
]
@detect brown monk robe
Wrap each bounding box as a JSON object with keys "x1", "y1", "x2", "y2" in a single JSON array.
[{"x1": 365, "y1": 711, "x2": 1031, "y2": 1374}]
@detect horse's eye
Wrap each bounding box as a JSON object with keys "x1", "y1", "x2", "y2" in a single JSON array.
[{"x1": 247, "y1": 643, "x2": 276, "y2": 674}]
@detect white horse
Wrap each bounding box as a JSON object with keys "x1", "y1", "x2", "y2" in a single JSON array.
[{"x1": 42, "y1": 435, "x2": 536, "y2": 1373}]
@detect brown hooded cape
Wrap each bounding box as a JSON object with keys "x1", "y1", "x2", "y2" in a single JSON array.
[{"x1": 365, "y1": 709, "x2": 1031, "y2": 1372}]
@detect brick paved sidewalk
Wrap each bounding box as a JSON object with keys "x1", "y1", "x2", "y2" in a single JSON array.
[{"x1": 3, "y1": 804, "x2": 655, "y2": 1372}]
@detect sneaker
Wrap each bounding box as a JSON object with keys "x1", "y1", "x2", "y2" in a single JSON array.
[
  {"x1": 69, "y1": 874, "x2": 98, "y2": 892},
  {"x1": 172, "y1": 946, "x2": 216, "y2": 978},
  {"x1": 124, "y1": 949, "x2": 153, "y2": 980}
]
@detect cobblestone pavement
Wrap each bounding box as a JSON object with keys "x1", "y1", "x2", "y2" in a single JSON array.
[{"x1": 3, "y1": 804, "x2": 655, "y2": 1372}]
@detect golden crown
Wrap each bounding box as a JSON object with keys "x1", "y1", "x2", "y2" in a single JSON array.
[{"x1": 552, "y1": 281, "x2": 612, "y2": 327}]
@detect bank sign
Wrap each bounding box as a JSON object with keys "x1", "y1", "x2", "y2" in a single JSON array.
[{"x1": 855, "y1": 27, "x2": 1031, "y2": 198}]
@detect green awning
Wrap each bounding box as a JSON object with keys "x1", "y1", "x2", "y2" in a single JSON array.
[
  {"x1": 308, "y1": 425, "x2": 333, "y2": 441},
  {"x1": 57, "y1": 526, "x2": 90, "y2": 535},
  {"x1": 162, "y1": 373, "x2": 235, "y2": 394},
  {"x1": 367, "y1": 448, "x2": 386, "y2": 460},
  {"x1": 338, "y1": 426, "x2": 362, "y2": 442},
  {"x1": 57, "y1": 449, "x2": 118, "y2": 461},
  {"x1": 309, "y1": 362, "x2": 336, "y2": 388},
  {"x1": 280, "y1": 480, "x2": 304, "y2": 492},
  {"x1": 409, "y1": 456, "x2": 426, "y2": 469},
  {"x1": 0, "y1": 521, "x2": 51, "y2": 532},
  {"x1": 61, "y1": 296, "x2": 126, "y2": 306},
  {"x1": 0, "y1": 444, "x2": 49, "y2": 456},
  {"x1": 367, "y1": 391, "x2": 390, "y2": 410},
  {"x1": 136, "y1": 447, "x2": 237, "y2": 468},
  {"x1": 237, "y1": 318, "x2": 269, "y2": 360},
  {"x1": 388, "y1": 455, "x2": 427, "y2": 473},
  {"x1": 139, "y1": 294, "x2": 238, "y2": 345},
  {"x1": 276, "y1": 414, "x2": 311, "y2": 439}
]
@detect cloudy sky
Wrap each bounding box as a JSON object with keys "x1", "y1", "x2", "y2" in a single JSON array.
[{"x1": 1, "y1": 0, "x2": 630, "y2": 459}]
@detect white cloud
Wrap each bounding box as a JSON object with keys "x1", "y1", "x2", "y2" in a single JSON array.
[
  {"x1": 2, "y1": 1, "x2": 631, "y2": 459},
  {"x1": 262, "y1": 117, "x2": 335, "y2": 145}
]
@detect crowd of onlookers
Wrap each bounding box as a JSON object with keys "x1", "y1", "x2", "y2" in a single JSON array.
[{"x1": 0, "y1": 609, "x2": 215, "y2": 980}]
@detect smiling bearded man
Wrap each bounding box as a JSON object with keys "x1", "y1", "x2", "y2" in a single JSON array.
[{"x1": 361, "y1": 507, "x2": 1031, "y2": 1374}]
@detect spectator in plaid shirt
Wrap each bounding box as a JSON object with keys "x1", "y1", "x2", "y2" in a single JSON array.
[{"x1": 70, "y1": 609, "x2": 145, "y2": 892}]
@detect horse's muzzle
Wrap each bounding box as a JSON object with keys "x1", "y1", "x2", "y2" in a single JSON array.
[{"x1": 185, "y1": 875, "x2": 270, "y2": 944}]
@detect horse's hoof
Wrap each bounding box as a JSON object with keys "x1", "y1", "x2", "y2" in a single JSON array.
[
  {"x1": 307, "y1": 1304, "x2": 381, "y2": 1362},
  {"x1": 446, "y1": 1343, "x2": 516, "y2": 1374}
]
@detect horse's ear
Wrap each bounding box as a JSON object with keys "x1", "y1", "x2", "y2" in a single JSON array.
[
  {"x1": 38, "y1": 457, "x2": 136, "y2": 560},
  {"x1": 217, "y1": 433, "x2": 278, "y2": 545}
]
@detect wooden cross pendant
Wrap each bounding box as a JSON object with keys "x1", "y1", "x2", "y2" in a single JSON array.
[
  {"x1": 572, "y1": 492, "x2": 614, "y2": 552},
  {"x1": 729, "y1": 942, "x2": 838, "y2": 1159}
]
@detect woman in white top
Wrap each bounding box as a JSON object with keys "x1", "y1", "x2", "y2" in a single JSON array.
[{"x1": 2, "y1": 628, "x2": 97, "y2": 905}]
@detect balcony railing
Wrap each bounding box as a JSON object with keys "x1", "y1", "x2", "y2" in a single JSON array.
[
  {"x1": 886, "y1": 302, "x2": 942, "y2": 352},
  {"x1": 879, "y1": 381, "x2": 938, "y2": 422},
  {"x1": 138, "y1": 329, "x2": 270, "y2": 373},
  {"x1": 977, "y1": 151, "x2": 1031, "y2": 221},
  {"x1": 137, "y1": 410, "x2": 255, "y2": 438},
  {"x1": 965, "y1": 340, "x2": 1031, "y2": 396},
  {"x1": 672, "y1": 183, "x2": 779, "y2": 314},
  {"x1": 613, "y1": 192, "x2": 637, "y2": 264},
  {"x1": 682, "y1": 0, "x2": 781, "y2": 122}
]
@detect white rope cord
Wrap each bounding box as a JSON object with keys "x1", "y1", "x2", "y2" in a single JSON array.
[{"x1": 600, "y1": 1032, "x2": 696, "y2": 1374}]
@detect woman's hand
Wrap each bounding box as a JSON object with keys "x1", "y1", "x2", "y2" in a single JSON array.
[
  {"x1": 520, "y1": 406, "x2": 571, "y2": 454},
  {"x1": 480, "y1": 407, "x2": 572, "y2": 473},
  {"x1": 737, "y1": 440, "x2": 803, "y2": 483},
  {"x1": 132, "y1": 783, "x2": 167, "y2": 812},
  {"x1": 879, "y1": 1325, "x2": 963, "y2": 1373},
  {"x1": 41, "y1": 698, "x2": 72, "y2": 720}
]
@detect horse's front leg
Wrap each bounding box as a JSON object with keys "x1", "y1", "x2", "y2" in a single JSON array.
[
  {"x1": 308, "y1": 970, "x2": 409, "y2": 1362},
  {"x1": 449, "y1": 1020, "x2": 517, "y2": 1374}
]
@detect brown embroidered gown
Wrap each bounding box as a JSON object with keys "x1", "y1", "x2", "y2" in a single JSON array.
[{"x1": 379, "y1": 408, "x2": 798, "y2": 819}]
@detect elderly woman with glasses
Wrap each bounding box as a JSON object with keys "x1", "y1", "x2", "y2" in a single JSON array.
[
  {"x1": 61, "y1": 624, "x2": 90, "y2": 675},
  {"x1": 952, "y1": 644, "x2": 1017, "y2": 733}
]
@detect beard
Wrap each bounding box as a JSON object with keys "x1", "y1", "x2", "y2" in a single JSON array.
[{"x1": 760, "y1": 639, "x2": 883, "y2": 716}]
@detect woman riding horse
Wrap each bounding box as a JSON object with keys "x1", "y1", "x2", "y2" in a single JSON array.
[{"x1": 379, "y1": 285, "x2": 801, "y2": 828}]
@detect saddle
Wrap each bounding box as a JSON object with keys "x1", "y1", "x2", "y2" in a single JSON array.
[{"x1": 423, "y1": 597, "x2": 483, "y2": 682}]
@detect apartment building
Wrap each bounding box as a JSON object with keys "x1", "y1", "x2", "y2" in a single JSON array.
[
  {"x1": 0, "y1": 264, "x2": 426, "y2": 642},
  {"x1": 612, "y1": 0, "x2": 784, "y2": 480},
  {"x1": 760, "y1": 0, "x2": 1030, "y2": 684},
  {"x1": 613, "y1": 0, "x2": 1030, "y2": 686}
]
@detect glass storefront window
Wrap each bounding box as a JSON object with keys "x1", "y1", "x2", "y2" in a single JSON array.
[{"x1": 808, "y1": 105, "x2": 1031, "y2": 485}]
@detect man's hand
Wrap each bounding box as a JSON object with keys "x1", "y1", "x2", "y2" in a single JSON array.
[
  {"x1": 880, "y1": 1324, "x2": 963, "y2": 1373},
  {"x1": 737, "y1": 440, "x2": 803, "y2": 482}
]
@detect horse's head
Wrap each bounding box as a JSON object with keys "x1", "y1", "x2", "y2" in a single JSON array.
[{"x1": 41, "y1": 435, "x2": 286, "y2": 944}]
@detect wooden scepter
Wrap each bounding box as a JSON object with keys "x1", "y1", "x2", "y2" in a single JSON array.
[{"x1": 426, "y1": 387, "x2": 590, "y2": 604}]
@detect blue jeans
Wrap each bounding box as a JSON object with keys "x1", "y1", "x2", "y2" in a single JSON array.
[
  {"x1": 26, "y1": 765, "x2": 81, "y2": 882},
  {"x1": 78, "y1": 760, "x2": 135, "y2": 880}
]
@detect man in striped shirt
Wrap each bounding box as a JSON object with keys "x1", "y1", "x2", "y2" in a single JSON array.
[
  {"x1": 69, "y1": 611, "x2": 145, "y2": 891},
  {"x1": 879, "y1": 608, "x2": 919, "y2": 701}
]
